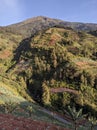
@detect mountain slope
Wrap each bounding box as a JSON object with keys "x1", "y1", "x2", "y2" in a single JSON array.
[
  {"x1": 0, "y1": 17, "x2": 97, "y2": 129},
  {"x1": 4, "y1": 16, "x2": 97, "y2": 37},
  {"x1": 7, "y1": 27, "x2": 97, "y2": 115},
  {"x1": 0, "y1": 80, "x2": 69, "y2": 128}
]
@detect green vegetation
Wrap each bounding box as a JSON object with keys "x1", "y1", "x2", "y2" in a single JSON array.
[
  {"x1": 65, "y1": 105, "x2": 85, "y2": 130},
  {"x1": 88, "y1": 115, "x2": 97, "y2": 130},
  {"x1": 0, "y1": 17, "x2": 97, "y2": 129},
  {"x1": 8, "y1": 27, "x2": 97, "y2": 114}
]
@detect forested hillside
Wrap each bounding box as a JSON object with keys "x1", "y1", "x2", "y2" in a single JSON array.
[
  {"x1": 5, "y1": 26, "x2": 97, "y2": 113},
  {"x1": 0, "y1": 17, "x2": 97, "y2": 129}
]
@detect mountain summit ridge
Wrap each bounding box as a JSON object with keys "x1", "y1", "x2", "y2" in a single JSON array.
[
  {"x1": 7, "y1": 16, "x2": 97, "y2": 27},
  {"x1": 3, "y1": 16, "x2": 97, "y2": 37}
]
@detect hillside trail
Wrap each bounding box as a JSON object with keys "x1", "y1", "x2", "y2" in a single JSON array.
[
  {"x1": 38, "y1": 88, "x2": 79, "y2": 125},
  {"x1": 50, "y1": 88, "x2": 79, "y2": 95},
  {"x1": 38, "y1": 107, "x2": 70, "y2": 125},
  {"x1": 37, "y1": 87, "x2": 79, "y2": 125}
]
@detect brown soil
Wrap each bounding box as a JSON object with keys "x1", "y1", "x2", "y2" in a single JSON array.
[
  {"x1": 76, "y1": 61, "x2": 97, "y2": 69},
  {"x1": 0, "y1": 114, "x2": 70, "y2": 130},
  {"x1": 50, "y1": 88, "x2": 78, "y2": 95},
  {"x1": 0, "y1": 50, "x2": 11, "y2": 59},
  {"x1": 76, "y1": 61, "x2": 88, "y2": 67}
]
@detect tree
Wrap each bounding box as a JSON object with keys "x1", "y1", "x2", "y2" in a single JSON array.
[
  {"x1": 42, "y1": 82, "x2": 50, "y2": 105},
  {"x1": 3, "y1": 101, "x2": 18, "y2": 114},
  {"x1": 80, "y1": 70, "x2": 87, "y2": 86},
  {"x1": 51, "y1": 49, "x2": 57, "y2": 68},
  {"x1": 27, "y1": 105, "x2": 33, "y2": 117},
  {"x1": 88, "y1": 116, "x2": 97, "y2": 130},
  {"x1": 64, "y1": 105, "x2": 85, "y2": 130}
]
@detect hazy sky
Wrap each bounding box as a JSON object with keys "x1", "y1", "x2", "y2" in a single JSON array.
[{"x1": 0, "y1": 0, "x2": 97, "y2": 26}]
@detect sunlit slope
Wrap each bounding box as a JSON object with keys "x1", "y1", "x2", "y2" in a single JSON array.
[{"x1": 7, "y1": 27, "x2": 97, "y2": 114}]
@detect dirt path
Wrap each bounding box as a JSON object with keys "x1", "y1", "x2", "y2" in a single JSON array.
[
  {"x1": 50, "y1": 88, "x2": 79, "y2": 95},
  {"x1": 39, "y1": 108, "x2": 71, "y2": 125}
]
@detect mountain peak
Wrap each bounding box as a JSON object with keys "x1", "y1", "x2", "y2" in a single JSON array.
[{"x1": 4, "y1": 16, "x2": 97, "y2": 37}]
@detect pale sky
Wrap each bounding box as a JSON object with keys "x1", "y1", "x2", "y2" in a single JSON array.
[{"x1": 0, "y1": 0, "x2": 97, "y2": 26}]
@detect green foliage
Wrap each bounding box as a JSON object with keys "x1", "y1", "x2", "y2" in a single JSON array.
[
  {"x1": 88, "y1": 115, "x2": 97, "y2": 130},
  {"x1": 65, "y1": 105, "x2": 85, "y2": 130},
  {"x1": 26, "y1": 105, "x2": 34, "y2": 117},
  {"x1": 1, "y1": 25, "x2": 97, "y2": 124},
  {"x1": 3, "y1": 101, "x2": 18, "y2": 114},
  {"x1": 42, "y1": 82, "x2": 50, "y2": 105}
]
